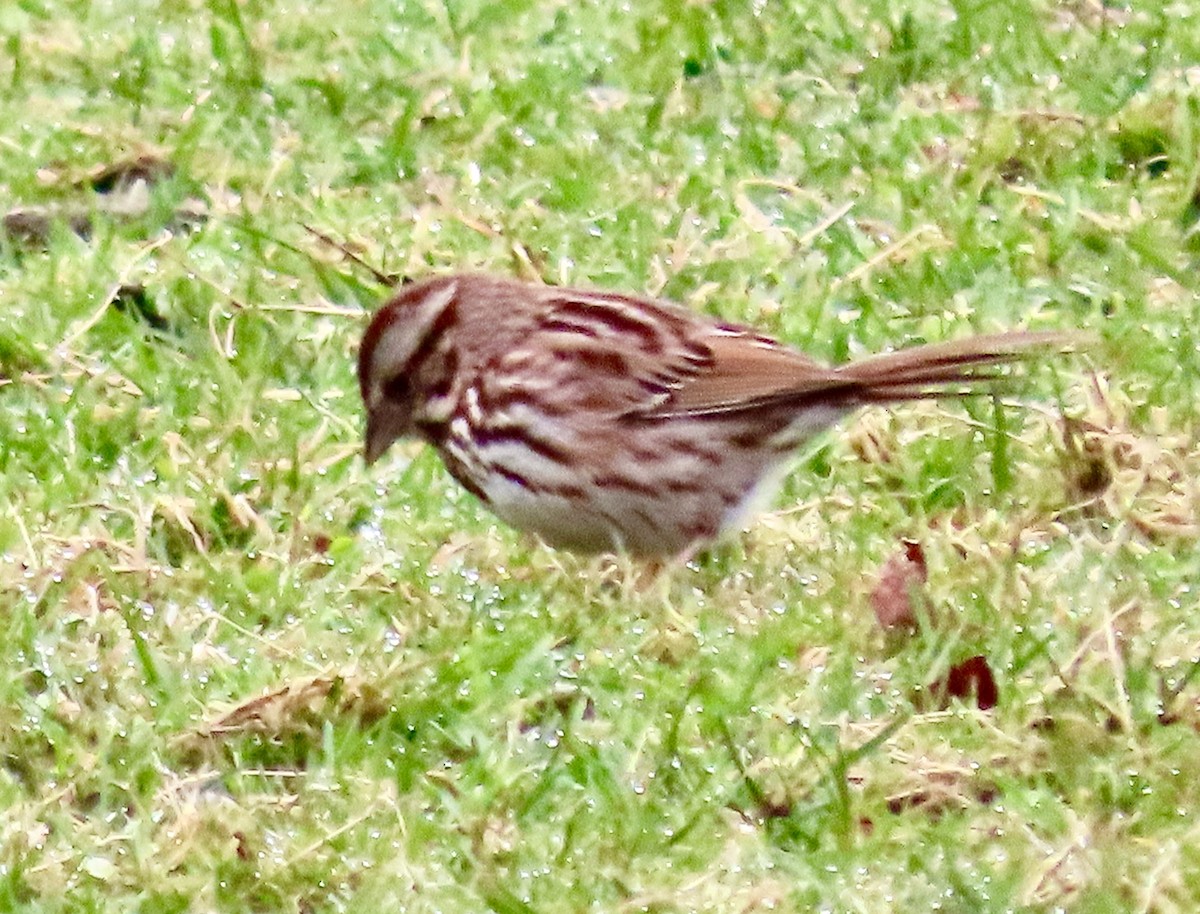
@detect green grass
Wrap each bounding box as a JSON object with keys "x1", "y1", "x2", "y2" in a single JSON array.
[{"x1": 2, "y1": 0, "x2": 1199, "y2": 911}]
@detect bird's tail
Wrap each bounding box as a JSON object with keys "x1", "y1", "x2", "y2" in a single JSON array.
[{"x1": 837, "y1": 330, "x2": 1087, "y2": 402}]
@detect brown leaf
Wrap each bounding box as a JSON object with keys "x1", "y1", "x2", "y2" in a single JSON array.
[
  {"x1": 184, "y1": 672, "x2": 389, "y2": 743},
  {"x1": 85, "y1": 153, "x2": 175, "y2": 194},
  {"x1": 929, "y1": 655, "x2": 999, "y2": 711},
  {"x1": 869, "y1": 539, "x2": 928, "y2": 630}
]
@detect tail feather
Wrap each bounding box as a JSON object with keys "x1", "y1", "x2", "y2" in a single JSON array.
[{"x1": 837, "y1": 330, "x2": 1084, "y2": 401}]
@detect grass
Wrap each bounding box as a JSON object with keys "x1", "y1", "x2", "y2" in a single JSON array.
[{"x1": 2, "y1": 0, "x2": 1199, "y2": 910}]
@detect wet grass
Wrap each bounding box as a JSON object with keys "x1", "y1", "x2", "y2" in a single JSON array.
[{"x1": 2, "y1": 1, "x2": 1199, "y2": 911}]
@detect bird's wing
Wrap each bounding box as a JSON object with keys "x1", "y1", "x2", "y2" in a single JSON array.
[
  {"x1": 482, "y1": 288, "x2": 851, "y2": 419},
  {"x1": 643, "y1": 329, "x2": 855, "y2": 417},
  {"x1": 478, "y1": 280, "x2": 1083, "y2": 422}
]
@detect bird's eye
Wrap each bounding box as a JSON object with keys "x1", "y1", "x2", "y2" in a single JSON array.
[{"x1": 383, "y1": 374, "x2": 410, "y2": 401}]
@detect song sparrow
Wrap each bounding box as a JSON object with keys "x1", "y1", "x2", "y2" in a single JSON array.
[{"x1": 359, "y1": 274, "x2": 1076, "y2": 556}]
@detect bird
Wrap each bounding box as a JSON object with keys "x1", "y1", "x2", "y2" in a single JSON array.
[{"x1": 358, "y1": 273, "x2": 1078, "y2": 557}]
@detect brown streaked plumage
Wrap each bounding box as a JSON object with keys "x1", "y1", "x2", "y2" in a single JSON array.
[{"x1": 358, "y1": 273, "x2": 1080, "y2": 556}]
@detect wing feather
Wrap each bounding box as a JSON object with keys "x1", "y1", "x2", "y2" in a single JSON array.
[
  {"x1": 502, "y1": 291, "x2": 856, "y2": 419},
  {"x1": 483, "y1": 281, "x2": 1079, "y2": 422},
  {"x1": 649, "y1": 332, "x2": 850, "y2": 415}
]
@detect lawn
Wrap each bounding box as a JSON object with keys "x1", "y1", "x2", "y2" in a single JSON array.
[{"x1": 2, "y1": 1, "x2": 1199, "y2": 911}]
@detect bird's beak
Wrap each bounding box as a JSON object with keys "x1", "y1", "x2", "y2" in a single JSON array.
[
  {"x1": 363, "y1": 412, "x2": 391, "y2": 466},
  {"x1": 364, "y1": 432, "x2": 387, "y2": 466},
  {"x1": 363, "y1": 405, "x2": 409, "y2": 465}
]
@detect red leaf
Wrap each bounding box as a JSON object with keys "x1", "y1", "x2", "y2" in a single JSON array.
[
  {"x1": 933, "y1": 655, "x2": 999, "y2": 711},
  {"x1": 869, "y1": 539, "x2": 928, "y2": 630}
]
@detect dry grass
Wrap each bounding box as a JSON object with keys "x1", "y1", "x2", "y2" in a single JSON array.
[{"x1": 3, "y1": 1, "x2": 1200, "y2": 911}]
